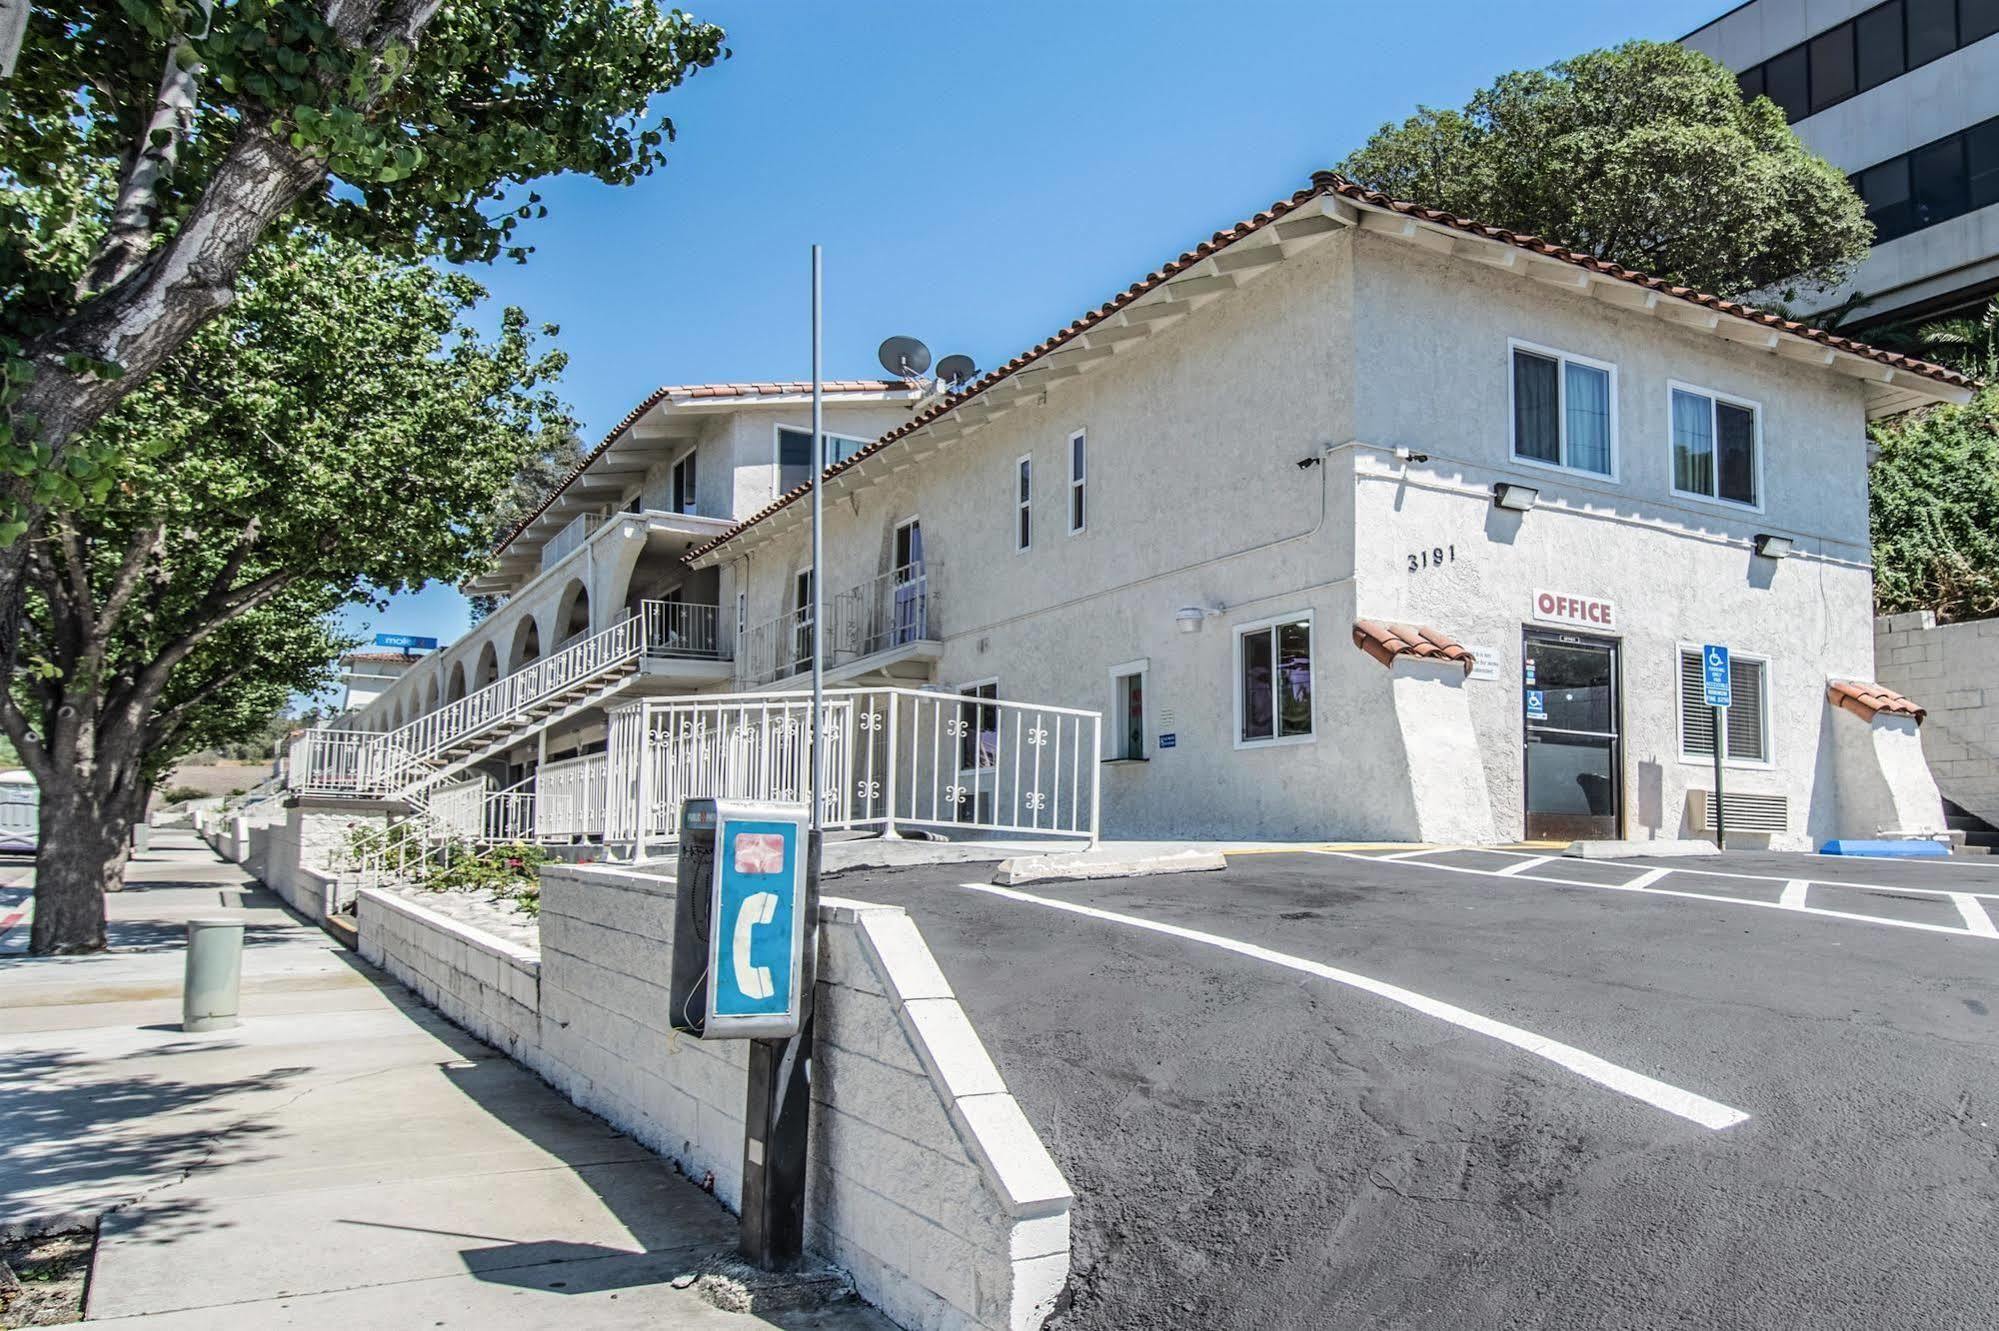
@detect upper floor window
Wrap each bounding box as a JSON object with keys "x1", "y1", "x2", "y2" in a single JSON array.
[
  {"x1": 1734, "y1": 0, "x2": 1999, "y2": 124},
  {"x1": 1068, "y1": 430, "x2": 1087, "y2": 534},
  {"x1": 1670, "y1": 385, "x2": 1760, "y2": 509},
  {"x1": 1510, "y1": 343, "x2": 1614, "y2": 478},
  {"x1": 776, "y1": 426, "x2": 871, "y2": 493},
  {"x1": 671, "y1": 450, "x2": 697, "y2": 515},
  {"x1": 1015, "y1": 455, "x2": 1032, "y2": 552},
  {"x1": 1852, "y1": 113, "x2": 1999, "y2": 244}
]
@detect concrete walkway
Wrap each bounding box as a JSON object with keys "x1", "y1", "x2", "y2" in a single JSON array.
[{"x1": 0, "y1": 831, "x2": 890, "y2": 1329}]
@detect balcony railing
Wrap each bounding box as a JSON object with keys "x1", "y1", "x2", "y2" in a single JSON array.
[
  {"x1": 643, "y1": 601, "x2": 722, "y2": 660},
  {"x1": 736, "y1": 561, "x2": 933, "y2": 687},
  {"x1": 540, "y1": 511, "x2": 602, "y2": 571}
]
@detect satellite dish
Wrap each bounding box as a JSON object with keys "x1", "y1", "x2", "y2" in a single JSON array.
[
  {"x1": 935, "y1": 354, "x2": 978, "y2": 390},
  {"x1": 878, "y1": 336, "x2": 932, "y2": 379}
]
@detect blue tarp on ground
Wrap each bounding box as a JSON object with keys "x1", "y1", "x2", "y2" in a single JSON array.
[{"x1": 1819, "y1": 839, "x2": 1950, "y2": 858}]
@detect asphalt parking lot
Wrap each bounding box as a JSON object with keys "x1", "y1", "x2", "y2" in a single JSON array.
[{"x1": 832, "y1": 846, "x2": 1999, "y2": 1331}]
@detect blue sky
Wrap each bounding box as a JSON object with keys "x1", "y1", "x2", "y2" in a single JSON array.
[{"x1": 341, "y1": 0, "x2": 1727, "y2": 661}]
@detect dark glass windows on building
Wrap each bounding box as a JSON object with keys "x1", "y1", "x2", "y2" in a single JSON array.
[
  {"x1": 1733, "y1": 0, "x2": 1999, "y2": 124},
  {"x1": 1852, "y1": 113, "x2": 1999, "y2": 243}
]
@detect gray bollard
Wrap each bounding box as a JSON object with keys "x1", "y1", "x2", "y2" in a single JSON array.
[
  {"x1": 132, "y1": 822, "x2": 150, "y2": 853},
  {"x1": 183, "y1": 917, "x2": 245, "y2": 1032}
]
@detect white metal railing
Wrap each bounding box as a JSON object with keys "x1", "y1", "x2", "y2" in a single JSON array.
[
  {"x1": 537, "y1": 752, "x2": 608, "y2": 840},
  {"x1": 486, "y1": 775, "x2": 538, "y2": 843},
  {"x1": 541, "y1": 511, "x2": 602, "y2": 571},
  {"x1": 428, "y1": 776, "x2": 489, "y2": 840},
  {"x1": 736, "y1": 562, "x2": 933, "y2": 687},
  {"x1": 604, "y1": 686, "x2": 1097, "y2": 851},
  {"x1": 643, "y1": 601, "x2": 722, "y2": 659}
]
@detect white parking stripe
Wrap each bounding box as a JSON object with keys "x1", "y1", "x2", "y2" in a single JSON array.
[
  {"x1": 1380, "y1": 848, "x2": 1441, "y2": 861},
  {"x1": 960, "y1": 881, "x2": 1751, "y2": 1131},
  {"x1": 1494, "y1": 855, "x2": 1555, "y2": 877},
  {"x1": 1625, "y1": 868, "x2": 1671, "y2": 890},
  {"x1": 1781, "y1": 880, "x2": 1810, "y2": 909},
  {"x1": 1951, "y1": 894, "x2": 1999, "y2": 938},
  {"x1": 1471, "y1": 846, "x2": 1999, "y2": 902},
  {"x1": 1311, "y1": 849, "x2": 1995, "y2": 942}
]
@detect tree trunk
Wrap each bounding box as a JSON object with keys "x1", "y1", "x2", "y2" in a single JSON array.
[{"x1": 28, "y1": 735, "x2": 146, "y2": 956}]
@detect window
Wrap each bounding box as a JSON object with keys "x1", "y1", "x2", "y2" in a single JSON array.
[
  {"x1": 792, "y1": 570, "x2": 813, "y2": 670},
  {"x1": 1852, "y1": 112, "x2": 1999, "y2": 244},
  {"x1": 1108, "y1": 662, "x2": 1146, "y2": 760},
  {"x1": 1237, "y1": 615, "x2": 1313, "y2": 746},
  {"x1": 892, "y1": 518, "x2": 925, "y2": 645},
  {"x1": 1679, "y1": 649, "x2": 1769, "y2": 763},
  {"x1": 1857, "y1": 3, "x2": 1906, "y2": 90},
  {"x1": 1510, "y1": 343, "x2": 1614, "y2": 477},
  {"x1": 735, "y1": 590, "x2": 746, "y2": 643},
  {"x1": 956, "y1": 680, "x2": 999, "y2": 824},
  {"x1": 1808, "y1": 24, "x2": 1855, "y2": 111},
  {"x1": 1736, "y1": 0, "x2": 1999, "y2": 124},
  {"x1": 670, "y1": 450, "x2": 697, "y2": 515},
  {"x1": 775, "y1": 426, "x2": 869, "y2": 493},
  {"x1": 1015, "y1": 455, "x2": 1032, "y2": 552},
  {"x1": 1068, "y1": 430, "x2": 1087, "y2": 534},
  {"x1": 1671, "y1": 386, "x2": 1759, "y2": 508}
]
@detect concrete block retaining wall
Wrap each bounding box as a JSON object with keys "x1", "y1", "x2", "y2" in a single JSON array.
[
  {"x1": 1875, "y1": 611, "x2": 1999, "y2": 827},
  {"x1": 353, "y1": 861, "x2": 1072, "y2": 1331}
]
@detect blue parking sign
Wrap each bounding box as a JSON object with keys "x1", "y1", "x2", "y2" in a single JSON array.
[
  {"x1": 1702, "y1": 644, "x2": 1731, "y2": 709},
  {"x1": 1525, "y1": 690, "x2": 1548, "y2": 721}
]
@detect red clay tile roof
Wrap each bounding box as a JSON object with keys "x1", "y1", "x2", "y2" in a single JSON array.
[
  {"x1": 492, "y1": 380, "x2": 911, "y2": 557},
  {"x1": 682, "y1": 172, "x2": 1971, "y2": 565},
  {"x1": 340, "y1": 651, "x2": 426, "y2": 664},
  {"x1": 1353, "y1": 621, "x2": 1476, "y2": 673},
  {"x1": 1828, "y1": 680, "x2": 1926, "y2": 723}
]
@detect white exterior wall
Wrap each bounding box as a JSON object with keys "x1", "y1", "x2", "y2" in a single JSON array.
[
  {"x1": 715, "y1": 226, "x2": 1920, "y2": 846},
  {"x1": 1875, "y1": 609, "x2": 1999, "y2": 824}
]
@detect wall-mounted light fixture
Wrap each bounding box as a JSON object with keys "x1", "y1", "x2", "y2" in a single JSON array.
[
  {"x1": 1491, "y1": 481, "x2": 1539, "y2": 512},
  {"x1": 1752, "y1": 533, "x2": 1794, "y2": 560},
  {"x1": 1176, "y1": 607, "x2": 1209, "y2": 634}
]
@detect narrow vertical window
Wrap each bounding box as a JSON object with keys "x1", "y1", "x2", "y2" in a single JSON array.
[
  {"x1": 1109, "y1": 664, "x2": 1145, "y2": 759},
  {"x1": 1015, "y1": 455, "x2": 1032, "y2": 552},
  {"x1": 1068, "y1": 430, "x2": 1087, "y2": 533},
  {"x1": 671, "y1": 450, "x2": 698, "y2": 515}
]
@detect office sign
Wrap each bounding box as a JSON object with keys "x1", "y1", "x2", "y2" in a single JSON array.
[
  {"x1": 703, "y1": 801, "x2": 810, "y2": 1039},
  {"x1": 1531, "y1": 591, "x2": 1615, "y2": 631},
  {"x1": 1702, "y1": 644, "x2": 1732, "y2": 709},
  {"x1": 373, "y1": 633, "x2": 438, "y2": 651}
]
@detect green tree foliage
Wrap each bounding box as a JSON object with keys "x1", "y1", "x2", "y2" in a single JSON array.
[
  {"x1": 1337, "y1": 41, "x2": 1873, "y2": 302},
  {"x1": 4, "y1": 227, "x2": 569, "y2": 953},
  {"x1": 0, "y1": 0, "x2": 724, "y2": 657},
  {"x1": 470, "y1": 427, "x2": 587, "y2": 622},
  {"x1": 1870, "y1": 385, "x2": 1999, "y2": 623}
]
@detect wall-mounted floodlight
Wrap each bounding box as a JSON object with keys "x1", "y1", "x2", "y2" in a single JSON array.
[
  {"x1": 1752, "y1": 533, "x2": 1794, "y2": 560},
  {"x1": 1491, "y1": 481, "x2": 1539, "y2": 512},
  {"x1": 1176, "y1": 607, "x2": 1208, "y2": 634}
]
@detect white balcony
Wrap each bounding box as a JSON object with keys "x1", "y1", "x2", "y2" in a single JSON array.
[
  {"x1": 737, "y1": 561, "x2": 938, "y2": 689},
  {"x1": 540, "y1": 512, "x2": 601, "y2": 572}
]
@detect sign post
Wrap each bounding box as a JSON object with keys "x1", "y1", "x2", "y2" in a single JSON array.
[{"x1": 1702, "y1": 645, "x2": 1731, "y2": 850}]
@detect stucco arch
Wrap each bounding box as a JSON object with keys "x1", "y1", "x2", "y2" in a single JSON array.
[
  {"x1": 421, "y1": 678, "x2": 439, "y2": 715},
  {"x1": 474, "y1": 641, "x2": 500, "y2": 690},
  {"x1": 554, "y1": 578, "x2": 591, "y2": 645},
  {"x1": 446, "y1": 660, "x2": 467, "y2": 702},
  {"x1": 509, "y1": 616, "x2": 542, "y2": 673}
]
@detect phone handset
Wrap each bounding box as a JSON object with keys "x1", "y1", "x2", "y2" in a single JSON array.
[{"x1": 731, "y1": 891, "x2": 779, "y2": 1001}]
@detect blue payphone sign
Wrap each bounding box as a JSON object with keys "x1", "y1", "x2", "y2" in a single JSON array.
[{"x1": 703, "y1": 803, "x2": 810, "y2": 1038}]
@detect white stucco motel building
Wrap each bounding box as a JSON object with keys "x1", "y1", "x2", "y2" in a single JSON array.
[{"x1": 299, "y1": 172, "x2": 1972, "y2": 854}]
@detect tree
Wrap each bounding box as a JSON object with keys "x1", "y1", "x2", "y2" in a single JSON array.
[
  {"x1": 1337, "y1": 41, "x2": 1872, "y2": 303},
  {"x1": 1870, "y1": 386, "x2": 1999, "y2": 624},
  {"x1": 469, "y1": 427, "x2": 587, "y2": 622},
  {"x1": 0, "y1": 0, "x2": 726, "y2": 671},
  {"x1": 5, "y1": 228, "x2": 566, "y2": 953}
]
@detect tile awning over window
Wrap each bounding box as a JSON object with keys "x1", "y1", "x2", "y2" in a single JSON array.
[
  {"x1": 1352, "y1": 620, "x2": 1476, "y2": 673},
  {"x1": 1828, "y1": 680, "x2": 1926, "y2": 723}
]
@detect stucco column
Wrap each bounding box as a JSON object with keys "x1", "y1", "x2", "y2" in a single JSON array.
[
  {"x1": 1386, "y1": 657, "x2": 1498, "y2": 844},
  {"x1": 1830, "y1": 710, "x2": 1947, "y2": 839}
]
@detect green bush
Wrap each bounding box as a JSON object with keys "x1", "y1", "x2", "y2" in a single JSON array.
[{"x1": 158, "y1": 785, "x2": 209, "y2": 805}]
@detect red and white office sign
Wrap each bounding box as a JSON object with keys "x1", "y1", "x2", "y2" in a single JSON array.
[{"x1": 1532, "y1": 589, "x2": 1616, "y2": 631}]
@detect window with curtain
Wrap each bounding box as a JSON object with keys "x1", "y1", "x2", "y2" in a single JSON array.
[
  {"x1": 1672, "y1": 387, "x2": 1758, "y2": 507},
  {"x1": 1238, "y1": 617, "x2": 1313, "y2": 744},
  {"x1": 1511, "y1": 346, "x2": 1613, "y2": 476}
]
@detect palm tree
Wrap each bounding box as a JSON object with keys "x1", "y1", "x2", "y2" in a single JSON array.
[{"x1": 1913, "y1": 297, "x2": 1999, "y2": 381}]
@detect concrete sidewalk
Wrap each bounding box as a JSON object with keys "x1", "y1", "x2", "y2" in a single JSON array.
[{"x1": 0, "y1": 831, "x2": 890, "y2": 1329}]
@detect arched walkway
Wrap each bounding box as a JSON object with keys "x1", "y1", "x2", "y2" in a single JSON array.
[
  {"x1": 555, "y1": 579, "x2": 591, "y2": 646},
  {"x1": 511, "y1": 616, "x2": 542, "y2": 673},
  {"x1": 474, "y1": 641, "x2": 500, "y2": 690}
]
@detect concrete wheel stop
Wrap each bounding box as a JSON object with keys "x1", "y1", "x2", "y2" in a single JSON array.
[{"x1": 993, "y1": 846, "x2": 1228, "y2": 885}]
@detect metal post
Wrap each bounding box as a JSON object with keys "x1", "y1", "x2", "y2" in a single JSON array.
[
  {"x1": 1711, "y1": 704, "x2": 1727, "y2": 851},
  {"x1": 183, "y1": 916, "x2": 245, "y2": 1031},
  {"x1": 743, "y1": 244, "x2": 824, "y2": 1272}
]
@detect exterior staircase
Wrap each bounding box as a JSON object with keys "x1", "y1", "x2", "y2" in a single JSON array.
[{"x1": 1944, "y1": 797, "x2": 1999, "y2": 855}]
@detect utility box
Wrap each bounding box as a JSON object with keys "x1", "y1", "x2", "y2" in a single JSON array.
[{"x1": 669, "y1": 798, "x2": 811, "y2": 1040}]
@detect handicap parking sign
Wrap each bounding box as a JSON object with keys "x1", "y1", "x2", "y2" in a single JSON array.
[
  {"x1": 1702, "y1": 644, "x2": 1731, "y2": 709},
  {"x1": 1525, "y1": 689, "x2": 1548, "y2": 721}
]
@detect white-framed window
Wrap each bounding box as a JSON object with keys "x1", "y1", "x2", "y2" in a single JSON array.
[
  {"x1": 1068, "y1": 429, "x2": 1087, "y2": 534},
  {"x1": 1015, "y1": 454, "x2": 1032, "y2": 552},
  {"x1": 1107, "y1": 659, "x2": 1147, "y2": 760},
  {"x1": 1676, "y1": 646, "x2": 1770, "y2": 764},
  {"x1": 1508, "y1": 339, "x2": 1616, "y2": 478},
  {"x1": 1235, "y1": 613, "x2": 1314, "y2": 747},
  {"x1": 1669, "y1": 382, "x2": 1761, "y2": 510},
  {"x1": 792, "y1": 568, "x2": 814, "y2": 669},
  {"x1": 775, "y1": 424, "x2": 871, "y2": 494},
  {"x1": 670, "y1": 448, "x2": 698, "y2": 515},
  {"x1": 735, "y1": 590, "x2": 746, "y2": 643}
]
